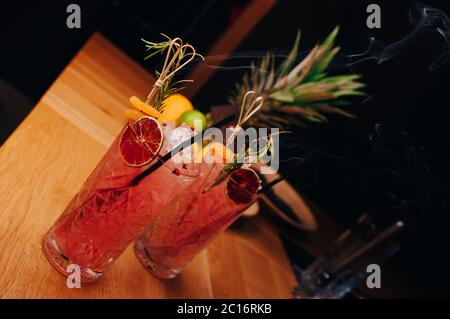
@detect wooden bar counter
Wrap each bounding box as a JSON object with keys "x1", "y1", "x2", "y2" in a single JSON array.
[{"x1": 0, "y1": 33, "x2": 297, "y2": 298}]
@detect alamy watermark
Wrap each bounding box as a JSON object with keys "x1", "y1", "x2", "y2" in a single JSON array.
[
  {"x1": 66, "y1": 264, "x2": 81, "y2": 288},
  {"x1": 366, "y1": 263, "x2": 381, "y2": 289},
  {"x1": 66, "y1": 4, "x2": 81, "y2": 29},
  {"x1": 366, "y1": 4, "x2": 381, "y2": 29}
]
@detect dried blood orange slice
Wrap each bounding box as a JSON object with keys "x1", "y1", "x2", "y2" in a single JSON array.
[
  {"x1": 119, "y1": 116, "x2": 163, "y2": 167},
  {"x1": 226, "y1": 168, "x2": 260, "y2": 204}
]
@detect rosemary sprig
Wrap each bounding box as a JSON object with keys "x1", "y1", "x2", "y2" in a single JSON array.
[{"x1": 141, "y1": 35, "x2": 204, "y2": 111}]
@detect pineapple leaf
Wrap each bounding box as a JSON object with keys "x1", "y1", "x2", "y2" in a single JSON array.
[
  {"x1": 229, "y1": 27, "x2": 365, "y2": 130},
  {"x1": 279, "y1": 105, "x2": 328, "y2": 122},
  {"x1": 334, "y1": 90, "x2": 365, "y2": 97},
  {"x1": 303, "y1": 27, "x2": 340, "y2": 82},
  {"x1": 309, "y1": 46, "x2": 340, "y2": 81},
  {"x1": 280, "y1": 45, "x2": 319, "y2": 89},
  {"x1": 264, "y1": 54, "x2": 276, "y2": 91},
  {"x1": 292, "y1": 82, "x2": 337, "y2": 102},
  {"x1": 269, "y1": 89, "x2": 295, "y2": 103},
  {"x1": 277, "y1": 30, "x2": 301, "y2": 78},
  {"x1": 322, "y1": 25, "x2": 339, "y2": 48},
  {"x1": 312, "y1": 103, "x2": 356, "y2": 118}
]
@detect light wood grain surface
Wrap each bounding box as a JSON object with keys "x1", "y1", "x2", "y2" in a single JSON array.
[{"x1": 0, "y1": 33, "x2": 297, "y2": 298}]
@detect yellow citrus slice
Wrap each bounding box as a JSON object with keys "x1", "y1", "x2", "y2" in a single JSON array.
[
  {"x1": 125, "y1": 108, "x2": 146, "y2": 120},
  {"x1": 158, "y1": 94, "x2": 193, "y2": 123},
  {"x1": 202, "y1": 142, "x2": 234, "y2": 163},
  {"x1": 129, "y1": 96, "x2": 163, "y2": 118}
]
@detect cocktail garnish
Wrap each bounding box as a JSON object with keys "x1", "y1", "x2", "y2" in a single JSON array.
[
  {"x1": 125, "y1": 108, "x2": 146, "y2": 121},
  {"x1": 144, "y1": 36, "x2": 203, "y2": 111},
  {"x1": 203, "y1": 91, "x2": 265, "y2": 191},
  {"x1": 129, "y1": 96, "x2": 163, "y2": 118},
  {"x1": 226, "y1": 168, "x2": 260, "y2": 204},
  {"x1": 129, "y1": 114, "x2": 236, "y2": 186},
  {"x1": 119, "y1": 117, "x2": 163, "y2": 167},
  {"x1": 125, "y1": 35, "x2": 203, "y2": 121},
  {"x1": 122, "y1": 35, "x2": 203, "y2": 165}
]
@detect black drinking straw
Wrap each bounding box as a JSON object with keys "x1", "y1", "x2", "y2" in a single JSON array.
[
  {"x1": 130, "y1": 114, "x2": 236, "y2": 186},
  {"x1": 257, "y1": 175, "x2": 286, "y2": 195}
]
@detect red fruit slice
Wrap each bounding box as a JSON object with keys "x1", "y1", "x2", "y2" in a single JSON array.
[
  {"x1": 119, "y1": 116, "x2": 163, "y2": 167},
  {"x1": 226, "y1": 168, "x2": 260, "y2": 204}
]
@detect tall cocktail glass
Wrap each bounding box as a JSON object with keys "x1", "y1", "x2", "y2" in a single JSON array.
[
  {"x1": 134, "y1": 164, "x2": 260, "y2": 279},
  {"x1": 42, "y1": 120, "x2": 208, "y2": 283}
]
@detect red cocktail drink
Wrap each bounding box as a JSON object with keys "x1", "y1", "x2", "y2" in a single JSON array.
[
  {"x1": 42, "y1": 118, "x2": 206, "y2": 282},
  {"x1": 134, "y1": 164, "x2": 260, "y2": 279}
]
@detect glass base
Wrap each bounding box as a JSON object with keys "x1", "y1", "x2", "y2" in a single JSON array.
[
  {"x1": 42, "y1": 230, "x2": 103, "y2": 284},
  {"x1": 134, "y1": 239, "x2": 181, "y2": 279}
]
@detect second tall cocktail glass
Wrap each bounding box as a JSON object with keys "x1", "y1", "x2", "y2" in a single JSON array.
[{"x1": 134, "y1": 163, "x2": 261, "y2": 279}]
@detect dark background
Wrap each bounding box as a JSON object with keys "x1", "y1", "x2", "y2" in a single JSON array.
[{"x1": 1, "y1": 0, "x2": 449, "y2": 297}]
